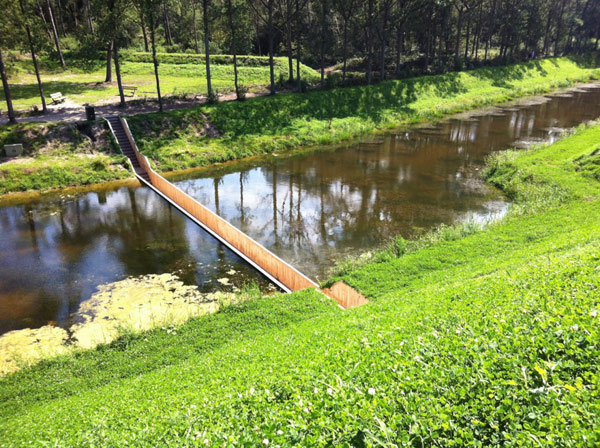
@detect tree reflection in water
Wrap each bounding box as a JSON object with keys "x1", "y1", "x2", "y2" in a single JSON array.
[
  {"x1": 173, "y1": 86, "x2": 600, "y2": 278},
  {"x1": 0, "y1": 185, "x2": 271, "y2": 334}
]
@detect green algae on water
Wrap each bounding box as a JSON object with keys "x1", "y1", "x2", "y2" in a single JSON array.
[{"x1": 0, "y1": 273, "x2": 237, "y2": 375}]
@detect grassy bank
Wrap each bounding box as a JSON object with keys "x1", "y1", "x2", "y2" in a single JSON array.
[
  {"x1": 129, "y1": 56, "x2": 600, "y2": 171},
  {"x1": 1, "y1": 56, "x2": 598, "y2": 195},
  {"x1": 0, "y1": 120, "x2": 130, "y2": 194},
  {"x1": 1, "y1": 123, "x2": 599, "y2": 444}
]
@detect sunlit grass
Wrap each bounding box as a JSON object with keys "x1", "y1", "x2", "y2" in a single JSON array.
[
  {"x1": 1, "y1": 121, "x2": 599, "y2": 447},
  {"x1": 0, "y1": 54, "x2": 319, "y2": 109}
]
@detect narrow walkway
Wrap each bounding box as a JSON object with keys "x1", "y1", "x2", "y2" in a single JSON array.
[
  {"x1": 105, "y1": 117, "x2": 151, "y2": 183},
  {"x1": 105, "y1": 116, "x2": 368, "y2": 309}
]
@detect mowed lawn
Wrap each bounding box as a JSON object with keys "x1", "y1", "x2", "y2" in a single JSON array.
[{"x1": 0, "y1": 54, "x2": 319, "y2": 110}]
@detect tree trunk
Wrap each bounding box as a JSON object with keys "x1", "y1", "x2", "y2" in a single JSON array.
[
  {"x1": 47, "y1": 0, "x2": 66, "y2": 69},
  {"x1": 19, "y1": 0, "x2": 48, "y2": 113},
  {"x1": 484, "y1": 37, "x2": 489, "y2": 61},
  {"x1": 542, "y1": 4, "x2": 553, "y2": 56},
  {"x1": 464, "y1": 15, "x2": 470, "y2": 63},
  {"x1": 193, "y1": 3, "x2": 199, "y2": 54},
  {"x1": 366, "y1": 0, "x2": 374, "y2": 84},
  {"x1": 203, "y1": 0, "x2": 213, "y2": 98},
  {"x1": 267, "y1": 0, "x2": 276, "y2": 95},
  {"x1": 148, "y1": 11, "x2": 162, "y2": 112},
  {"x1": 320, "y1": 0, "x2": 326, "y2": 88},
  {"x1": 37, "y1": 0, "x2": 54, "y2": 40},
  {"x1": 554, "y1": 0, "x2": 568, "y2": 56},
  {"x1": 54, "y1": 0, "x2": 66, "y2": 36},
  {"x1": 0, "y1": 49, "x2": 16, "y2": 124},
  {"x1": 254, "y1": 14, "x2": 262, "y2": 55},
  {"x1": 163, "y1": 3, "x2": 173, "y2": 46},
  {"x1": 72, "y1": 3, "x2": 79, "y2": 29},
  {"x1": 424, "y1": 7, "x2": 432, "y2": 70},
  {"x1": 454, "y1": 6, "x2": 463, "y2": 69},
  {"x1": 140, "y1": 8, "x2": 149, "y2": 52},
  {"x1": 379, "y1": 2, "x2": 390, "y2": 81},
  {"x1": 113, "y1": 42, "x2": 126, "y2": 107},
  {"x1": 286, "y1": 0, "x2": 294, "y2": 83},
  {"x1": 395, "y1": 22, "x2": 403, "y2": 75},
  {"x1": 343, "y1": 19, "x2": 349, "y2": 81},
  {"x1": 296, "y1": 0, "x2": 302, "y2": 92},
  {"x1": 473, "y1": 2, "x2": 482, "y2": 62},
  {"x1": 286, "y1": 23, "x2": 294, "y2": 82},
  {"x1": 105, "y1": 41, "x2": 113, "y2": 82},
  {"x1": 226, "y1": 0, "x2": 240, "y2": 99},
  {"x1": 86, "y1": 0, "x2": 94, "y2": 34}
]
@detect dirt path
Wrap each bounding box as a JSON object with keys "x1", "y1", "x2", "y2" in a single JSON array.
[{"x1": 0, "y1": 89, "x2": 271, "y2": 126}]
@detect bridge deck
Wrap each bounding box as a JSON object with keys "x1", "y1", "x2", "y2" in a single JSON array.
[{"x1": 105, "y1": 116, "x2": 368, "y2": 308}]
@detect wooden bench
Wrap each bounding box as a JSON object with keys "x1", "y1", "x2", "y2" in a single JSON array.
[
  {"x1": 50, "y1": 92, "x2": 66, "y2": 104},
  {"x1": 122, "y1": 85, "x2": 138, "y2": 97}
]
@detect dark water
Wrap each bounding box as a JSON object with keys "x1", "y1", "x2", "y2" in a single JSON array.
[
  {"x1": 0, "y1": 187, "x2": 273, "y2": 334},
  {"x1": 1, "y1": 84, "x2": 600, "y2": 334},
  {"x1": 172, "y1": 85, "x2": 600, "y2": 279}
]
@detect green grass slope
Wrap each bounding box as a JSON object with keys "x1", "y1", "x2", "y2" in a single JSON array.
[
  {"x1": 131, "y1": 56, "x2": 600, "y2": 172},
  {"x1": 1, "y1": 126, "x2": 599, "y2": 444},
  {"x1": 0, "y1": 120, "x2": 130, "y2": 194}
]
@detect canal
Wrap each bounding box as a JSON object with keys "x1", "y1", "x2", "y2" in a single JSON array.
[{"x1": 1, "y1": 84, "x2": 600, "y2": 334}]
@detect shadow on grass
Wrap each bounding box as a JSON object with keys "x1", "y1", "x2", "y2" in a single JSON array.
[
  {"x1": 0, "y1": 81, "x2": 112, "y2": 104},
  {"x1": 208, "y1": 71, "x2": 470, "y2": 137}
]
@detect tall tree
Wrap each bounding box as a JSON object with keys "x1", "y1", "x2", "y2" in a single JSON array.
[
  {"x1": 225, "y1": 0, "x2": 241, "y2": 99},
  {"x1": 366, "y1": 0, "x2": 375, "y2": 84},
  {"x1": 133, "y1": 0, "x2": 150, "y2": 52},
  {"x1": 202, "y1": 0, "x2": 213, "y2": 99},
  {"x1": 319, "y1": 0, "x2": 327, "y2": 88},
  {"x1": 143, "y1": 0, "x2": 163, "y2": 111},
  {"x1": 113, "y1": 40, "x2": 126, "y2": 107},
  {"x1": 294, "y1": 0, "x2": 308, "y2": 92},
  {"x1": 250, "y1": 0, "x2": 276, "y2": 95},
  {"x1": 46, "y1": 0, "x2": 66, "y2": 69},
  {"x1": 18, "y1": 0, "x2": 48, "y2": 113},
  {"x1": 192, "y1": 0, "x2": 200, "y2": 53},
  {"x1": 105, "y1": 40, "x2": 113, "y2": 82},
  {"x1": 266, "y1": 0, "x2": 275, "y2": 94},
  {"x1": 295, "y1": 0, "x2": 306, "y2": 92},
  {"x1": 333, "y1": 0, "x2": 357, "y2": 82},
  {"x1": 453, "y1": 0, "x2": 465, "y2": 69},
  {"x1": 163, "y1": 1, "x2": 173, "y2": 45},
  {"x1": 276, "y1": 0, "x2": 295, "y2": 82},
  {"x1": 85, "y1": 0, "x2": 95, "y2": 34},
  {"x1": 95, "y1": 0, "x2": 130, "y2": 107},
  {"x1": 376, "y1": 0, "x2": 394, "y2": 81},
  {"x1": 0, "y1": 48, "x2": 16, "y2": 124}
]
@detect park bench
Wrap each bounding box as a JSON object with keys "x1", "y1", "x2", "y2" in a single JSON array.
[
  {"x1": 122, "y1": 85, "x2": 138, "y2": 97},
  {"x1": 50, "y1": 92, "x2": 66, "y2": 104}
]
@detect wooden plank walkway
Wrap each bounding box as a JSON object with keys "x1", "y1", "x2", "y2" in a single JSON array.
[{"x1": 105, "y1": 116, "x2": 368, "y2": 308}]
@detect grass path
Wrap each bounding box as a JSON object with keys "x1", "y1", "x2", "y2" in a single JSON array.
[{"x1": 1, "y1": 121, "x2": 599, "y2": 446}]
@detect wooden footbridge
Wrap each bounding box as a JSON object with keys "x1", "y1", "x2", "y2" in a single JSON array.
[{"x1": 105, "y1": 116, "x2": 367, "y2": 309}]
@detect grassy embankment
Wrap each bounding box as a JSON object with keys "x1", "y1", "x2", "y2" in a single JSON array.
[
  {"x1": 0, "y1": 52, "x2": 319, "y2": 109},
  {"x1": 0, "y1": 56, "x2": 598, "y2": 195},
  {"x1": 1, "y1": 119, "x2": 599, "y2": 445}
]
